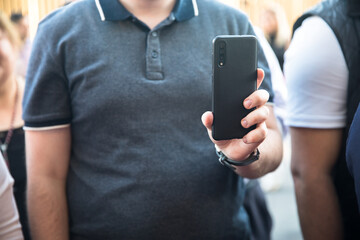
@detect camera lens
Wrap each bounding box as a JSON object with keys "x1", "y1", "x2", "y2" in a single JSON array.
[
  {"x1": 219, "y1": 41, "x2": 226, "y2": 49},
  {"x1": 218, "y1": 41, "x2": 226, "y2": 67}
]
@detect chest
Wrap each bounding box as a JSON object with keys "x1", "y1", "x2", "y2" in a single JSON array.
[{"x1": 64, "y1": 21, "x2": 215, "y2": 118}]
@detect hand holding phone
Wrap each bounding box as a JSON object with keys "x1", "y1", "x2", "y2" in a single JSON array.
[
  {"x1": 212, "y1": 35, "x2": 258, "y2": 140},
  {"x1": 202, "y1": 68, "x2": 269, "y2": 163}
]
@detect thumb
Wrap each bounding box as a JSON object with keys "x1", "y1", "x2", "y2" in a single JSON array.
[{"x1": 201, "y1": 111, "x2": 213, "y2": 130}]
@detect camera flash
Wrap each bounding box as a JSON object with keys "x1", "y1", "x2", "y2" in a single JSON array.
[{"x1": 220, "y1": 62, "x2": 223, "y2": 66}]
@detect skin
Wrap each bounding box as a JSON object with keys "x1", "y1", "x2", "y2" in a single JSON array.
[
  {"x1": 202, "y1": 69, "x2": 282, "y2": 178},
  {"x1": 13, "y1": 17, "x2": 29, "y2": 42},
  {"x1": 120, "y1": 0, "x2": 176, "y2": 29},
  {"x1": 260, "y1": 10, "x2": 278, "y2": 37},
  {"x1": 291, "y1": 128, "x2": 344, "y2": 240},
  {"x1": 0, "y1": 30, "x2": 23, "y2": 131},
  {"x1": 26, "y1": 1, "x2": 283, "y2": 239},
  {"x1": 0, "y1": 30, "x2": 16, "y2": 86},
  {"x1": 26, "y1": 128, "x2": 71, "y2": 240},
  {"x1": 0, "y1": 26, "x2": 24, "y2": 239}
]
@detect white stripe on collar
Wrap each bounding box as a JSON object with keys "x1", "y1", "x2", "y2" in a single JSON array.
[
  {"x1": 23, "y1": 124, "x2": 71, "y2": 131},
  {"x1": 192, "y1": 0, "x2": 199, "y2": 16},
  {"x1": 95, "y1": 0, "x2": 105, "y2": 21}
]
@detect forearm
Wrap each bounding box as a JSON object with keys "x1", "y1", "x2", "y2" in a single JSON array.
[
  {"x1": 25, "y1": 128, "x2": 71, "y2": 240},
  {"x1": 290, "y1": 128, "x2": 344, "y2": 240},
  {"x1": 27, "y1": 176, "x2": 69, "y2": 240},
  {"x1": 293, "y1": 171, "x2": 343, "y2": 240}
]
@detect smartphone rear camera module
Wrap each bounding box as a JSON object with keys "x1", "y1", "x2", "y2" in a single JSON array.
[{"x1": 218, "y1": 41, "x2": 226, "y2": 67}]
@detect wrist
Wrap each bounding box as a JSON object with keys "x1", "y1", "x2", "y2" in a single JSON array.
[{"x1": 216, "y1": 148, "x2": 260, "y2": 171}]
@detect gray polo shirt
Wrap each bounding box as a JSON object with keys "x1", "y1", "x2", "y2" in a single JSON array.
[{"x1": 23, "y1": 0, "x2": 274, "y2": 239}]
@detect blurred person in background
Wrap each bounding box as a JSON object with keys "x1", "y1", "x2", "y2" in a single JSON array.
[
  {"x1": 10, "y1": 13, "x2": 31, "y2": 78},
  {"x1": 254, "y1": 27, "x2": 287, "y2": 140},
  {"x1": 0, "y1": 10, "x2": 30, "y2": 240},
  {"x1": 23, "y1": 0, "x2": 283, "y2": 239},
  {"x1": 259, "y1": 1, "x2": 290, "y2": 70},
  {"x1": 254, "y1": 26, "x2": 288, "y2": 193},
  {"x1": 285, "y1": 0, "x2": 360, "y2": 239},
  {"x1": 64, "y1": 0, "x2": 79, "y2": 6},
  {"x1": 346, "y1": 103, "x2": 360, "y2": 213},
  {"x1": 242, "y1": 26, "x2": 288, "y2": 240},
  {"x1": 0, "y1": 153, "x2": 24, "y2": 240},
  {"x1": 345, "y1": 0, "x2": 360, "y2": 218}
]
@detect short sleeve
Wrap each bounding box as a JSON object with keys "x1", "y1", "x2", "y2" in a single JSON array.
[
  {"x1": 284, "y1": 16, "x2": 348, "y2": 129},
  {"x1": 22, "y1": 13, "x2": 72, "y2": 129}
]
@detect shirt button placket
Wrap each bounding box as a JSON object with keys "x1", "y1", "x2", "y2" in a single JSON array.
[
  {"x1": 146, "y1": 30, "x2": 163, "y2": 80},
  {"x1": 151, "y1": 50, "x2": 158, "y2": 58}
]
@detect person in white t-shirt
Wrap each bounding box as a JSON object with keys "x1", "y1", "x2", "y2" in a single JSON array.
[
  {"x1": 0, "y1": 153, "x2": 24, "y2": 240},
  {"x1": 285, "y1": 16, "x2": 348, "y2": 239}
]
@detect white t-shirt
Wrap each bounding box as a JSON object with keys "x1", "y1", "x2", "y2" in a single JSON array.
[
  {"x1": 0, "y1": 154, "x2": 24, "y2": 240},
  {"x1": 285, "y1": 16, "x2": 348, "y2": 129}
]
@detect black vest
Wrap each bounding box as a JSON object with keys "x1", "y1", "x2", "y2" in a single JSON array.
[{"x1": 293, "y1": 0, "x2": 360, "y2": 239}]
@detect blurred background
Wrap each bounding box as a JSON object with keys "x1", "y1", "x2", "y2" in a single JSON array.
[{"x1": 0, "y1": 0, "x2": 324, "y2": 239}]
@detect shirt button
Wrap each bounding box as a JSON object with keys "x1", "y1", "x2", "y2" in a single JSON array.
[
  {"x1": 151, "y1": 50, "x2": 158, "y2": 58},
  {"x1": 151, "y1": 31, "x2": 158, "y2": 37}
]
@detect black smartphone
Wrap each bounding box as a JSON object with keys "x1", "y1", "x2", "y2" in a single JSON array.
[{"x1": 212, "y1": 35, "x2": 258, "y2": 140}]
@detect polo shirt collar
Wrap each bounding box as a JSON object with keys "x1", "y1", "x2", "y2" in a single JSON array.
[{"x1": 95, "y1": 0, "x2": 198, "y2": 22}]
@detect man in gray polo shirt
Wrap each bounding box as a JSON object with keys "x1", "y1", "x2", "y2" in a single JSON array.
[{"x1": 23, "y1": 0, "x2": 283, "y2": 239}]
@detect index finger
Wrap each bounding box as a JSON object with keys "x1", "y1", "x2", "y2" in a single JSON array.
[{"x1": 243, "y1": 89, "x2": 270, "y2": 109}]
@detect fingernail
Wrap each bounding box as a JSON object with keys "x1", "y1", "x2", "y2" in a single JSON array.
[
  {"x1": 243, "y1": 137, "x2": 248, "y2": 143},
  {"x1": 242, "y1": 119, "x2": 248, "y2": 128},
  {"x1": 244, "y1": 99, "x2": 252, "y2": 109}
]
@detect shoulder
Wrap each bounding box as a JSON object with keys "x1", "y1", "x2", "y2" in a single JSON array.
[
  {"x1": 285, "y1": 16, "x2": 348, "y2": 128},
  {"x1": 37, "y1": 0, "x2": 97, "y2": 36},
  {"x1": 33, "y1": 0, "x2": 99, "y2": 55},
  {"x1": 285, "y1": 16, "x2": 347, "y2": 79},
  {"x1": 292, "y1": 16, "x2": 337, "y2": 43},
  {"x1": 197, "y1": 0, "x2": 249, "y2": 26},
  {"x1": 198, "y1": 0, "x2": 247, "y2": 16}
]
